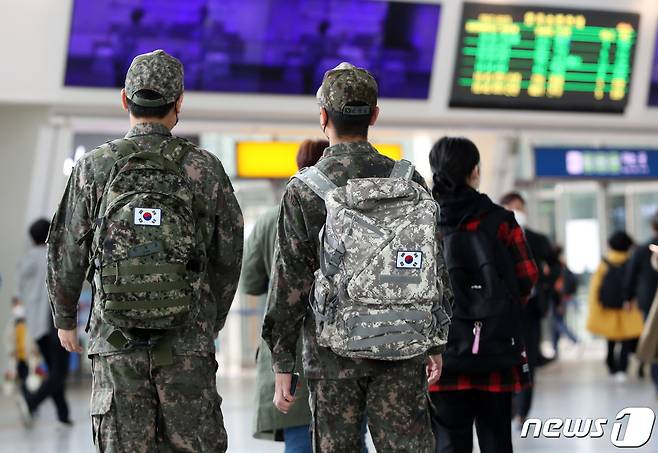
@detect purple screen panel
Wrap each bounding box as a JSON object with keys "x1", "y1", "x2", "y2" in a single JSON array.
[{"x1": 64, "y1": 0, "x2": 441, "y2": 99}]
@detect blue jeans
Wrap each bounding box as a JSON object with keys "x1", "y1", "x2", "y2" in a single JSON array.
[
  {"x1": 283, "y1": 425, "x2": 312, "y2": 453},
  {"x1": 285, "y1": 417, "x2": 368, "y2": 453}
]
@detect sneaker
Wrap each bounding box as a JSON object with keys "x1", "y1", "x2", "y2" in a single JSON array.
[
  {"x1": 614, "y1": 372, "x2": 628, "y2": 383},
  {"x1": 15, "y1": 395, "x2": 34, "y2": 428}
]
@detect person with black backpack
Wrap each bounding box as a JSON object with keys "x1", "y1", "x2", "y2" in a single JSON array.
[
  {"x1": 587, "y1": 232, "x2": 644, "y2": 382},
  {"x1": 428, "y1": 137, "x2": 538, "y2": 453}
]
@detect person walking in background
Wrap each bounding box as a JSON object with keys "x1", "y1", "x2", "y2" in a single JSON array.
[
  {"x1": 624, "y1": 212, "x2": 658, "y2": 389},
  {"x1": 248, "y1": 140, "x2": 327, "y2": 453},
  {"x1": 15, "y1": 219, "x2": 71, "y2": 427},
  {"x1": 550, "y1": 245, "x2": 579, "y2": 358},
  {"x1": 588, "y1": 232, "x2": 644, "y2": 382},
  {"x1": 429, "y1": 137, "x2": 537, "y2": 453},
  {"x1": 499, "y1": 192, "x2": 559, "y2": 426}
]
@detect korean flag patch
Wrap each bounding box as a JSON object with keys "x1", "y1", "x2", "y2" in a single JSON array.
[
  {"x1": 396, "y1": 251, "x2": 423, "y2": 269},
  {"x1": 134, "y1": 208, "x2": 161, "y2": 226}
]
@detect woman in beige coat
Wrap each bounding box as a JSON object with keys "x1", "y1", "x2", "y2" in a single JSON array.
[{"x1": 587, "y1": 232, "x2": 644, "y2": 381}]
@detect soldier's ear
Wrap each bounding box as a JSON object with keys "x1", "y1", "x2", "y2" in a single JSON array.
[
  {"x1": 120, "y1": 89, "x2": 129, "y2": 112},
  {"x1": 369, "y1": 106, "x2": 380, "y2": 126},
  {"x1": 320, "y1": 107, "x2": 328, "y2": 129},
  {"x1": 175, "y1": 94, "x2": 184, "y2": 114}
]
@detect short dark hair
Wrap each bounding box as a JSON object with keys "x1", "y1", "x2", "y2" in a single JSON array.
[
  {"x1": 29, "y1": 218, "x2": 50, "y2": 245},
  {"x1": 652, "y1": 210, "x2": 658, "y2": 232},
  {"x1": 126, "y1": 89, "x2": 176, "y2": 119},
  {"x1": 499, "y1": 192, "x2": 526, "y2": 207},
  {"x1": 608, "y1": 231, "x2": 634, "y2": 252},
  {"x1": 296, "y1": 139, "x2": 328, "y2": 169},
  {"x1": 327, "y1": 103, "x2": 372, "y2": 138}
]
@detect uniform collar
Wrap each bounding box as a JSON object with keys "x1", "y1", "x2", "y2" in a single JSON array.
[
  {"x1": 322, "y1": 141, "x2": 377, "y2": 158},
  {"x1": 125, "y1": 122, "x2": 172, "y2": 138}
]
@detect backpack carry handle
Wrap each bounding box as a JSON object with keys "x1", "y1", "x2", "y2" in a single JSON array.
[{"x1": 390, "y1": 159, "x2": 414, "y2": 180}]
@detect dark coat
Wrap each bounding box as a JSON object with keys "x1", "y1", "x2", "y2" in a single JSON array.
[{"x1": 624, "y1": 237, "x2": 658, "y2": 315}]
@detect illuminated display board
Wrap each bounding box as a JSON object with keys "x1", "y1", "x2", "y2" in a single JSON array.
[
  {"x1": 236, "y1": 142, "x2": 402, "y2": 178},
  {"x1": 450, "y1": 3, "x2": 639, "y2": 112},
  {"x1": 535, "y1": 147, "x2": 658, "y2": 179}
]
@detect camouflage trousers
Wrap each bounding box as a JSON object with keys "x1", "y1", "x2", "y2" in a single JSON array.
[
  {"x1": 308, "y1": 360, "x2": 435, "y2": 453},
  {"x1": 90, "y1": 350, "x2": 227, "y2": 453}
]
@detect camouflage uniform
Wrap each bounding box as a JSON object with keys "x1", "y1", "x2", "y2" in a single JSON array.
[
  {"x1": 47, "y1": 50, "x2": 243, "y2": 452},
  {"x1": 262, "y1": 63, "x2": 452, "y2": 453}
]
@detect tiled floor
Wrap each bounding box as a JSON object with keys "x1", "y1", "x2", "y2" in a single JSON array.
[{"x1": 0, "y1": 353, "x2": 656, "y2": 452}]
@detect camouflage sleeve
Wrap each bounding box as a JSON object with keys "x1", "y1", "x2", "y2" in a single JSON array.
[
  {"x1": 206, "y1": 162, "x2": 244, "y2": 333},
  {"x1": 47, "y1": 161, "x2": 94, "y2": 330},
  {"x1": 261, "y1": 186, "x2": 315, "y2": 373}
]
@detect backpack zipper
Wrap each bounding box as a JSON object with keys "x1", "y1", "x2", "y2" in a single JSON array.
[{"x1": 472, "y1": 321, "x2": 482, "y2": 354}]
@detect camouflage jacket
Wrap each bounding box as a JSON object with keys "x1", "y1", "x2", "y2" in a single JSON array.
[
  {"x1": 47, "y1": 122, "x2": 243, "y2": 356},
  {"x1": 262, "y1": 141, "x2": 452, "y2": 379}
]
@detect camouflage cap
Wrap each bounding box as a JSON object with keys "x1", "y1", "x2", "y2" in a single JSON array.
[
  {"x1": 316, "y1": 62, "x2": 378, "y2": 115},
  {"x1": 125, "y1": 49, "x2": 184, "y2": 107}
]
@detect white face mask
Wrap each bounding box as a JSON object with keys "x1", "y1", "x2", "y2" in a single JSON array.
[
  {"x1": 12, "y1": 305, "x2": 25, "y2": 319},
  {"x1": 512, "y1": 210, "x2": 528, "y2": 229}
]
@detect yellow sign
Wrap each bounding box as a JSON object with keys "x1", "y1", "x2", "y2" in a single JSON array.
[{"x1": 236, "y1": 141, "x2": 403, "y2": 178}]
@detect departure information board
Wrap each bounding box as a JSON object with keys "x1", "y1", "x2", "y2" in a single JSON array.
[{"x1": 450, "y1": 3, "x2": 639, "y2": 112}]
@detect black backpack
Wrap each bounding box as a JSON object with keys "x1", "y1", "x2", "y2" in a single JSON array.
[
  {"x1": 599, "y1": 259, "x2": 627, "y2": 309},
  {"x1": 442, "y1": 209, "x2": 522, "y2": 374}
]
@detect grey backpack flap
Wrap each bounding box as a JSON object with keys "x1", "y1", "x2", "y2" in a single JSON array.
[
  {"x1": 90, "y1": 138, "x2": 206, "y2": 338},
  {"x1": 295, "y1": 160, "x2": 448, "y2": 360}
]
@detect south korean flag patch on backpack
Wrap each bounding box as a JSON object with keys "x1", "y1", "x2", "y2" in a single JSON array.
[
  {"x1": 134, "y1": 208, "x2": 162, "y2": 226},
  {"x1": 396, "y1": 251, "x2": 423, "y2": 269}
]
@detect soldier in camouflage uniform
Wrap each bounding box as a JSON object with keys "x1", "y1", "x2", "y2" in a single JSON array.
[
  {"x1": 47, "y1": 50, "x2": 243, "y2": 452},
  {"x1": 261, "y1": 63, "x2": 452, "y2": 453}
]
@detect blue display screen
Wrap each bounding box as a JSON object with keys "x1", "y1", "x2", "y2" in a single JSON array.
[
  {"x1": 535, "y1": 147, "x2": 658, "y2": 179},
  {"x1": 64, "y1": 0, "x2": 441, "y2": 99}
]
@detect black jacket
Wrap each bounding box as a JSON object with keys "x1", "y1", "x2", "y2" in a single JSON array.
[
  {"x1": 523, "y1": 228, "x2": 560, "y2": 319},
  {"x1": 624, "y1": 238, "x2": 658, "y2": 314}
]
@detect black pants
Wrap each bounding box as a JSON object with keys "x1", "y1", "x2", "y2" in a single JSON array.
[
  {"x1": 514, "y1": 310, "x2": 540, "y2": 421},
  {"x1": 606, "y1": 339, "x2": 635, "y2": 374},
  {"x1": 25, "y1": 329, "x2": 70, "y2": 422},
  {"x1": 431, "y1": 390, "x2": 513, "y2": 453}
]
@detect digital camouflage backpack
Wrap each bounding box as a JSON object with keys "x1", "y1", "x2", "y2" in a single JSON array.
[
  {"x1": 88, "y1": 137, "x2": 207, "y2": 348},
  {"x1": 295, "y1": 160, "x2": 450, "y2": 361}
]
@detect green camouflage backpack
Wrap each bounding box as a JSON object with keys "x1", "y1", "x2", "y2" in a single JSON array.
[
  {"x1": 89, "y1": 137, "x2": 207, "y2": 346},
  {"x1": 294, "y1": 160, "x2": 449, "y2": 361}
]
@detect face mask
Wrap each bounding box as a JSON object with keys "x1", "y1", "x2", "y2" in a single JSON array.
[
  {"x1": 512, "y1": 210, "x2": 527, "y2": 229},
  {"x1": 12, "y1": 305, "x2": 25, "y2": 319}
]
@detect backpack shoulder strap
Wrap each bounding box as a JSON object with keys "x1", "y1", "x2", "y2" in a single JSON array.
[
  {"x1": 106, "y1": 138, "x2": 141, "y2": 161},
  {"x1": 293, "y1": 166, "x2": 337, "y2": 201},
  {"x1": 390, "y1": 159, "x2": 414, "y2": 180},
  {"x1": 160, "y1": 137, "x2": 191, "y2": 165}
]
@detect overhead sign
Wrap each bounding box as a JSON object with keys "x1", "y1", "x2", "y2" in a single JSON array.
[
  {"x1": 236, "y1": 142, "x2": 403, "y2": 179},
  {"x1": 450, "y1": 3, "x2": 639, "y2": 112},
  {"x1": 535, "y1": 147, "x2": 658, "y2": 179}
]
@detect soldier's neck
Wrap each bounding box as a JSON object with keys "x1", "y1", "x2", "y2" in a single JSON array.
[
  {"x1": 129, "y1": 115, "x2": 175, "y2": 131},
  {"x1": 329, "y1": 135, "x2": 368, "y2": 147}
]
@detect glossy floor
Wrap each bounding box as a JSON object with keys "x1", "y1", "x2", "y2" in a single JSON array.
[{"x1": 0, "y1": 353, "x2": 656, "y2": 452}]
